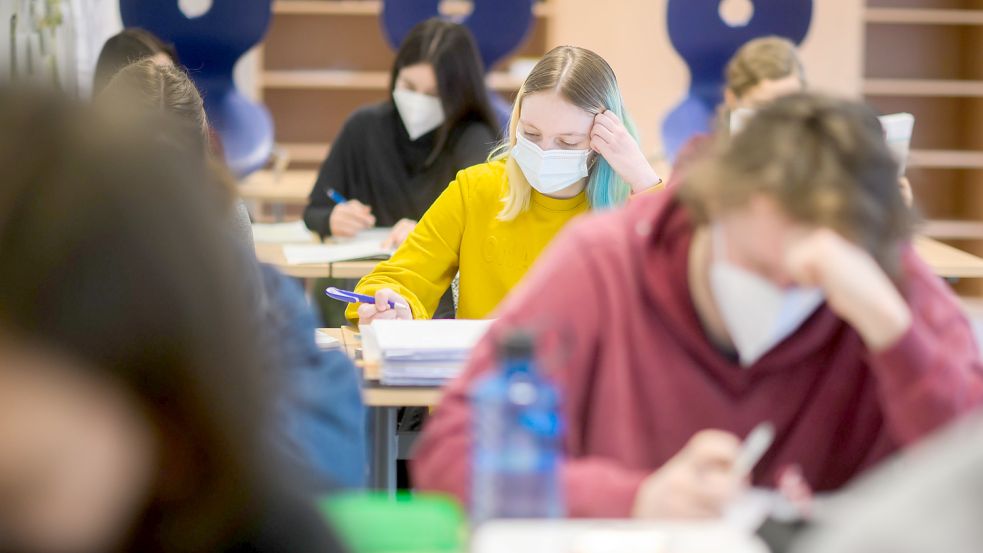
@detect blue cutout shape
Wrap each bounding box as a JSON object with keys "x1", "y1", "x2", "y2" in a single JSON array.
[
  {"x1": 380, "y1": 0, "x2": 535, "y2": 127},
  {"x1": 120, "y1": 0, "x2": 274, "y2": 177},
  {"x1": 662, "y1": 0, "x2": 812, "y2": 162}
]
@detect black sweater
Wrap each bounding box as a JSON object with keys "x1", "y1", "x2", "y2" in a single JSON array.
[{"x1": 304, "y1": 101, "x2": 497, "y2": 237}]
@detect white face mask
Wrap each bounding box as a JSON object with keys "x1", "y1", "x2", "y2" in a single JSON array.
[
  {"x1": 708, "y1": 226, "x2": 824, "y2": 367},
  {"x1": 392, "y1": 88, "x2": 445, "y2": 140},
  {"x1": 729, "y1": 107, "x2": 755, "y2": 134},
  {"x1": 511, "y1": 133, "x2": 590, "y2": 195}
]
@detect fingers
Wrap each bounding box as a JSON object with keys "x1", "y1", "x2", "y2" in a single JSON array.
[
  {"x1": 382, "y1": 219, "x2": 417, "y2": 249},
  {"x1": 356, "y1": 302, "x2": 394, "y2": 325},
  {"x1": 591, "y1": 124, "x2": 615, "y2": 144},
  {"x1": 334, "y1": 205, "x2": 376, "y2": 231},
  {"x1": 684, "y1": 429, "x2": 742, "y2": 470}
]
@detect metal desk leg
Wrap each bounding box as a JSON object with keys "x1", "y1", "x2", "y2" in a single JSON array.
[{"x1": 369, "y1": 406, "x2": 398, "y2": 494}]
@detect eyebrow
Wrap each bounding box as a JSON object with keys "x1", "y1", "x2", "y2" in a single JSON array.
[{"x1": 518, "y1": 120, "x2": 587, "y2": 137}]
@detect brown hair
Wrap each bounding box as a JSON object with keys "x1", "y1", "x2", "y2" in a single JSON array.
[
  {"x1": 0, "y1": 89, "x2": 276, "y2": 551},
  {"x1": 101, "y1": 58, "x2": 209, "y2": 142},
  {"x1": 680, "y1": 93, "x2": 913, "y2": 278},
  {"x1": 93, "y1": 28, "x2": 180, "y2": 94},
  {"x1": 725, "y1": 36, "x2": 804, "y2": 99},
  {"x1": 493, "y1": 45, "x2": 637, "y2": 220}
]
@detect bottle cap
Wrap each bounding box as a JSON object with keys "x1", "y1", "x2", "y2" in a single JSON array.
[{"x1": 499, "y1": 329, "x2": 535, "y2": 361}]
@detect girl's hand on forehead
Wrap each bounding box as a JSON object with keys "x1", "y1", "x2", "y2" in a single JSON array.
[
  {"x1": 589, "y1": 110, "x2": 662, "y2": 193},
  {"x1": 784, "y1": 228, "x2": 911, "y2": 351}
]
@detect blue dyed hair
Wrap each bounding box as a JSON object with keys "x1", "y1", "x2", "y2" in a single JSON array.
[{"x1": 490, "y1": 46, "x2": 640, "y2": 220}]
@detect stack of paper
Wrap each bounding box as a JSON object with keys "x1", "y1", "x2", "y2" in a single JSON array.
[
  {"x1": 282, "y1": 227, "x2": 394, "y2": 265},
  {"x1": 362, "y1": 319, "x2": 494, "y2": 386}
]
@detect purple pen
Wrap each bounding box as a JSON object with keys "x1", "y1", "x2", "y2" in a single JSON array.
[{"x1": 324, "y1": 287, "x2": 409, "y2": 310}]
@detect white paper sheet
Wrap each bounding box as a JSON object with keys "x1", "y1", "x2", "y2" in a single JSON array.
[{"x1": 251, "y1": 221, "x2": 316, "y2": 244}]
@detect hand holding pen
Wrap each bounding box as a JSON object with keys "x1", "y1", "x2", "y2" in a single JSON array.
[{"x1": 327, "y1": 188, "x2": 375, "y2": 237}]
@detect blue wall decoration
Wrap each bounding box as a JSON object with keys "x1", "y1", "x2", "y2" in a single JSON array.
[
  {"x1": 120, "y1": 0, "x2": 274, "y2": 177},
  {"x1": 662, "y1": 0, "x2": 812, "y2": 162},
  {"x1": 380, "y1": 0, "x2": 535, "y2": 127}
]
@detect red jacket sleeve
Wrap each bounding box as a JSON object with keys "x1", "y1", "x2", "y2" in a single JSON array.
[
  {"x1": 411, "y1": 218, "x2": 648, "y2": 517},
  {"x1": 867, "y1": 247, "x2": 983, "y2": 444}
]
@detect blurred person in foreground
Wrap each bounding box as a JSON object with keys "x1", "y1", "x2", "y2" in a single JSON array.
[
  {"x1": 793, "y1": 411, "x2": 983, "y2": 553},
  {"x1": 0, "y1": 89, "x2": 347, "y2": 553},
  {"x1": 98, "y1": 59, "x2": 367, "y2": 488}
]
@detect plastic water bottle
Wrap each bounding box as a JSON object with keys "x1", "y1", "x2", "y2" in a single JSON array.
[{"x1": 471, "y1": 330, "x2": 564, "y2": 524}]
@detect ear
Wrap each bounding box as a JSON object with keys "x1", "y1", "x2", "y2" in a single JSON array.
[{"x1": 724, "y1": 88, "x2": 739, "y2": 110}]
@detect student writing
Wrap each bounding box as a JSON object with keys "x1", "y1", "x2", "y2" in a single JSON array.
[{"x1": 349, "y1": 45, "x2": 662, "y2": 326}]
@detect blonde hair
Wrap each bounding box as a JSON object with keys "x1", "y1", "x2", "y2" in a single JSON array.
[
  {"x1": 725, "y1": 36, "x2": 804, "y2": 98},
  {"x1": 491, "y1": 46, "x2": 638, "y2": 221}
]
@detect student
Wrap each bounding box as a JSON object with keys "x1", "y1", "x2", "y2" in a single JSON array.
[
  {"x1": 670, "y1": 36, "x2": 804, "y2": 186},
  {"x1": 93, "y1": 28, "x2": 179, "y2": 94},
  {"x1": 412, "y1": 93, "x2": 983, "y2": 518},
  {"x1": 304, "y1": 18, "x2": 499, "y2": 248},
  {"x1": 349, "y1": 45, "x2": 662, "y2": 326},
  {"x1": 98, "y1": 60, "x2": 367, "y2": 489},
  {"x1": 0, "y1": 90, "x2": 345, "y2": 552},
  {"x1": 669, "y1": 36, "x2": 913, "y2": 204}
]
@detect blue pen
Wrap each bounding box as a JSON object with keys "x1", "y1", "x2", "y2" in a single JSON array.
[
  {"x1": 325, "y1": 287, "x2": 409, "y2": 310},
  {"x1": 326, "y1": 188, "x2": 348, "y2": 204}
]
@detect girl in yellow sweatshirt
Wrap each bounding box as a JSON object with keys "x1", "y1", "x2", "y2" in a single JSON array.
[{"x1": 349, "y1": 45, "x2": 662, "y2": 325}]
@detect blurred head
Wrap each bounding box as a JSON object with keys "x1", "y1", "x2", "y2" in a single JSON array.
[
  {"x1": 99, "y1": 59, "x2": 209, "y2": 144},
  {"x1": 93, "y1": 28, "x2": 179, "y2": 95},
  {"x1": 724, "y1": 36, "x2": 805, "y2": 111},
  {"x1": 390, "y1": 19, "x2": 498, "y2": 161},
  {"x1": 495, "y1": 45, "x2": 638, "y2": 220},
  {"x1": 0, "y1": 90, "x2": 269, "y2": 553},
  {"x1": 680, "y1": 93, "x2": 912, "y2": 285}
]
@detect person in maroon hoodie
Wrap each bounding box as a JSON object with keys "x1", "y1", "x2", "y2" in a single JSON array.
[{"x1": 412, "y1": 93, "x2": 983, "y2": 519}]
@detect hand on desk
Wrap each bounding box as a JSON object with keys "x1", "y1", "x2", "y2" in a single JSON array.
[
  {"x1": 381, "y1": 219, "x2": 417, "y2": 250},
  {"x1": 357, "y1": 288, "x2": 413, "y2": 325},
  {"x1": 330, "y1": 200, "x2": 376, "y2": 237},
  {"x1": 633, "y1": 430, "x2": 746, "y2": 519}
]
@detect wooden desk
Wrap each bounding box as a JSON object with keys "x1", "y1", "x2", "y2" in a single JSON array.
[
  {"x1": 914, "y1": 236, "x2": 983, "y2": 279},
  {"x1": 239, "y1": 169, "x2": 315, "y2": 205},
  {"x1": 254, "y1": 243, "x2": 380, "y2": 280}
]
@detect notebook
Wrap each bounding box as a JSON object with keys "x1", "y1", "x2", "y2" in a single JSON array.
[{"x1": 282, "y1": 227, "x2": 395, "y2": 265}]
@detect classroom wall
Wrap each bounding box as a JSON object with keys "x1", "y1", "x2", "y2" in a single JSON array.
[{"x1": 547, "y1": 0, "x2": 865, "y2": 172}]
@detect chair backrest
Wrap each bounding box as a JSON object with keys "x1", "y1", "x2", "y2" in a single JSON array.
[
  {"x1": 380, "y1": 0, "x2": 535, "y2": 127},
  {"x1": 661, "y1": 0, "x2": 812, "y2": 162},
  {"x1": 120, "y1": 0, "x2": 274, "y2": 177}
]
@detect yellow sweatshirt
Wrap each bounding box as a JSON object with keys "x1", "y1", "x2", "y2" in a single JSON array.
[{"x1": 348, "y1": 160, "x2": 588, "y2": 323}]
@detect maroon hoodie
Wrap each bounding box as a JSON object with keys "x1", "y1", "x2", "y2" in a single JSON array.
[{"x1": 413, "y1": 192, "x2": 983, "y2": 517}]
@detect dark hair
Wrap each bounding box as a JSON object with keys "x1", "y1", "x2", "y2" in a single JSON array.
[
  {"x1": 390, "y1": 19, "x2": 499, "y2": 165},
  {"x1": 93, "y1": 28, "x2": 180, "y2": 94},
  {"x1": 0, "y1": 89, "x2": 273, "y2": 551},
  {"x1": 680, "y1": 92, "x2": 913, "y2": 278}
]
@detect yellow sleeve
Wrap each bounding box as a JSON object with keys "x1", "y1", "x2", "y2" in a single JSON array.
[{"x1": 346, "y1": 174, "x2": 467, "y2": 325}]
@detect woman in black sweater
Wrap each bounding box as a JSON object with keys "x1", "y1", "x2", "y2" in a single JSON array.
[{"x1": 304, "y1": 18, "x2": 499, "y2": 246}]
